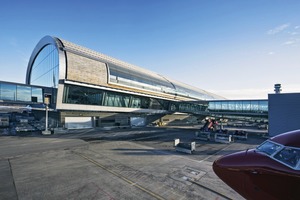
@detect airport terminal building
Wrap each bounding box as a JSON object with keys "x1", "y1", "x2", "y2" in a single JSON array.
[
  {"x1": 1, "y1": 35, "x2": 299, "y2": 136},
  {"x1": 23, "y1": 36, "x2": 223, "y2": 129}
]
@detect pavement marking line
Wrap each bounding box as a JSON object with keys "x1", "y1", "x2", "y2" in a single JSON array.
[
  {"x1": 73, "y1": 151, "x2": 166, "y2": 200},
  {"x1": 197, "y1": 143, "x2": 233, "y2": 163},
  {"x1": 8, "y1": 158, "x2": 19, "y2": 200},
  {"x1": 188, "y1": 179, "x2": 232, "y2": 200}
]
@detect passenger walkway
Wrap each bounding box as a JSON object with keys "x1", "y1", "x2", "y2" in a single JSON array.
[{"x1": 207, "y1": 99, "x2": 268, "y2": 117}]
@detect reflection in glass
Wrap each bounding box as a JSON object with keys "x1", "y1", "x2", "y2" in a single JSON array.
[
  {"x1": 251, "y1": 101, "x2": 259, "y2": 112},
  {"x1": 30, "y1": 44, "x2": 59, "y2": 88},
  {"x1": 215, "y1": 102, "x2": 222, "y2": 110},
  {"x1": 274, "y1": 147, "x2": 300, "y2": 168},
  {"x1": 243, "y1": 101, "x2": 250, "y2": 111},
  {"x1": 131, "y1": 96, "x2": 141, "y2": 108},
  {"x1": 257, "y1": 141, "x2": 282, "y2": 156},
  {"x1": 109, "y1": 63, "x2": 218, "y2": 100},
  {"x1": 228, "y1": 101, "x2": 236, "y2": 111},
  {"x1": 208, "y1": 100, "x2": 268, "y2": 113},
  {"x1": 1, "y1": 83, "x2": 16, "y2": 101},
  {"x1": 31, "y1": 87, "x2": 43, "y2": 102},
  {"x1": 63, "y1": 84, "x2": 173, "y2": 110},
  {"x1": 221, "y1": 101, "x2": 228, "y2": 110},
  {"x1": 0, "y1": 83, "x2": 45, "y2": 102},
  {"x1": 63, "y1": 84, "x2": 208, "y2": 112},
  {"x1": 17, "y1": 85, "x2": 31, "y2": 101},
  {"x1": 63, "y1": 85, "x2": 103, "y2": 105},
  {"x1": 208, "y1": 101, "x2": 215, "y2": 110},
  {"x1": 259, "y1": 101, "x2": 268, "y2": 112}
]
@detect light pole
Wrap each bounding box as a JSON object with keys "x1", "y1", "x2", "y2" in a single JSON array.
[{"x1": 42, "y1": 95, "x2": 51, "y2": 135}]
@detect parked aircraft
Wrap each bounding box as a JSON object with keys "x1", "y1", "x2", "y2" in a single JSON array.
[{"x1": 213, "y1": 129, "x2": 300, "y2": 200}]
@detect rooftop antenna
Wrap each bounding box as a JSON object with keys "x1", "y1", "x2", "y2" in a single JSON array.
[{"x1": 274, "y1": 84, "x2": 281, "y2": 94}]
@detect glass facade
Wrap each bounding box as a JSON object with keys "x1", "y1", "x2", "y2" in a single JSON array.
[
  {"x1": 0, "y1": 83, "x2": 16, "y2": 101},
  {"x1": 29, "y1": 44, "x2": 59, "y2": 88},
  {"x1": 62, "y1": 84, "x2": 208, "y2": 113},
  {"x1": 0, "y1": 82, "x2": 43, "y2": 103},
  {"x1": 108, "y1": 63, "x2": 218, "y2": 100},
  {"x1": 17, "y1": 85, "x2": 31, "y2": 102},
  {"x1": 31, "y1": 87, "x2": 43, "y2": 102},
  {"x1": 208, "y1": 100, "x2": 268, "y2": 113},
  {"x1": 63, "y1": 84, "x2": 169, "y2": 110},
  {"x1": 109, "y1": 63, "x2": 174, "y2": 94},
  {"x1": 174, "y1": 84, "x2": 217, "y2": 100}
]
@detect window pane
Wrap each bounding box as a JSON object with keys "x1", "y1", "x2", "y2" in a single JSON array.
[
  {"x1": 250, "y1": 101, "x2": 259, "y2": 112},
  {"x1": 30, "y1": 44, "x2": 59, "y2": 88},
  {"x1": 221, "y1": 101, "x2": 228, "y2": 110},
  {"x1": 31, "y1": 87, "x2": 43, "y2": 102},
  {"x1": 236, "y1": 101, "x2": 243, "y2": 111},
  {"x1": 257, "y1": 141, "x2": 282, "y2": 155},
  {"x1": 242, "y1": 101, "x2": 249, "y2": 111},
  {"x1": 274, "y1": 147, "x2": 300, "y2": 168},
  {"x1": 17, "y1": 85, "x2": 31, "y2": 101},
  {"x1": 259, "y1": 101, "x2": 268, "y2": 112},
  {"x1": 131, "y1": 97, "x2": 141, "y2": 108},
  {"x1": 109, "y1": 63, "x2": 218, "y2": 100},
  {"x1": 1, "y1": 83, "x2": 16, "y2": 101},
  {"x1": 215, "y1": 102, "x2": 221, "y2": 110},
  {"x1": 63, "y1": 85, "x2": 103, "y2": 105},
  {"x1": 228, "y1": 101, "x2": 236, "y2": 111},
  {"x1": 105, "y1": 93, "x2": 115, "y2": 106}
]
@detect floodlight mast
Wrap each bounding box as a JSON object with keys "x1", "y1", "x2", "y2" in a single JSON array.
[{"x1": 42, "y1": 95, "x2": 51, "y2": 135}]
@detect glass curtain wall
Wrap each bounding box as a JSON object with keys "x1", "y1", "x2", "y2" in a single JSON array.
[
  {"x1": 62, "y1": 84, "x2": 206, "y2": 113},
  {"x1": 109, "y1": 64, "x2": 174, "y2": 94},
  {"x1": 29, "y1": 44, "x2": 59, "y2": 88},
  {"x1": 0, "y1": 83, "x2": 16, "y2": 101},
  {"x1": 31, "y1": 87, "x2": 43, "y2": 102},
  {"x1": 108, "y1": 64, "x2": 218, "y2": 101},
  {"x1": 0, "y1": 83, "x2": 43, "y2": 102},
  {"x1": 17, "y1": 86, "x2": 31, "y2": 101},
  {"x1": 63, "y1": 84, "x2": 169, "y2": 109},
  {"x1": 208, "y1": 100, "x2": 268, "y2": 113}
]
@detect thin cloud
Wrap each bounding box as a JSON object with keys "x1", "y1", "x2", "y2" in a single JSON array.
[
  {"x1": 268, "y1": 51, "x2": 275, "y2": 55},
  {"x1": 282, "y1": 37, "x2": 300, "y2": 46},
  {"x1": 288, "y1": 31, "x2": 298, "y2": 35},
  {"x1": 267, "y1": 23, "x2": 290, "y2": 35},
  {"x1": 283, "y1": 40, "x2": 296, "y2": 45}
]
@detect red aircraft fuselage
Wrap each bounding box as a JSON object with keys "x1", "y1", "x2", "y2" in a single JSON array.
[{"x1": 213, "y1": 130, "x2": 300, "y2": 200}]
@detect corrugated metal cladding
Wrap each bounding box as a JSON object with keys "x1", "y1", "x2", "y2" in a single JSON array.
[{"x1": 268, "y1": 93, "x2": 300, "y2": 136}]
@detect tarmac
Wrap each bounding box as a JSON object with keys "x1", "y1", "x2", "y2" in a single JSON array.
[{"x1": 0, "y1": 126, "x2": 267, "y2": 200}]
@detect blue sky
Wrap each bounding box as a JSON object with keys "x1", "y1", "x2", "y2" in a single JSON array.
[{"x1": 1, "y1": 0, "x2": 300, "y2": 99}]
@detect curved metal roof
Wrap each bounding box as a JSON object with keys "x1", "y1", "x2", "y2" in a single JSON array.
[{"x1": 26, "y1": 35, "x2": 224, "y2": 101}]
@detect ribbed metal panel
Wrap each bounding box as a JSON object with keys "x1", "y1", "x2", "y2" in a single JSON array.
[{"x1": 268, "y1": 93, "x2": 300, "y2": 136}]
